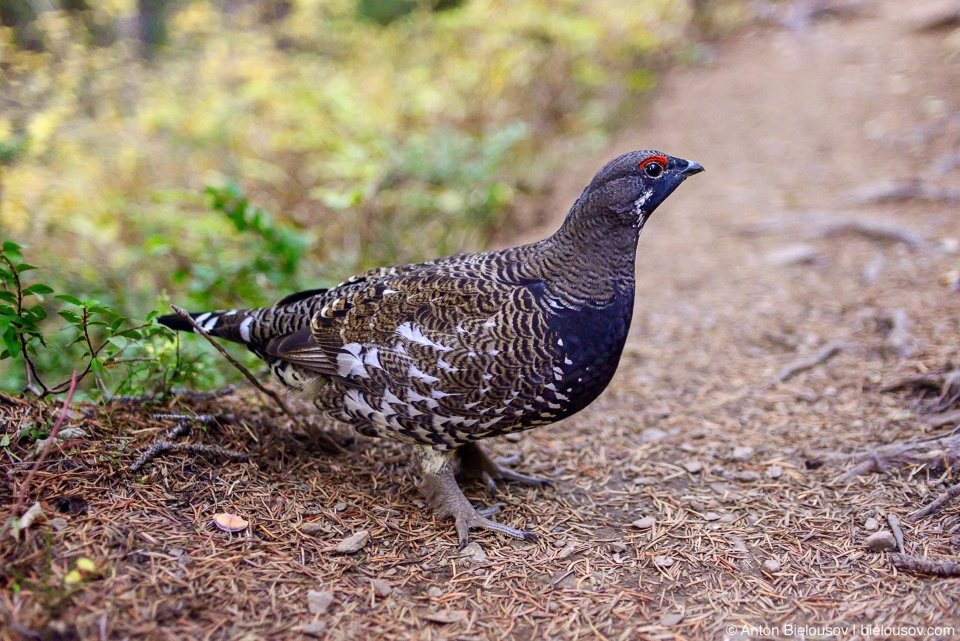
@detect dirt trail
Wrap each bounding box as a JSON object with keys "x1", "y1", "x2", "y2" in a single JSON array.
[
  {"x1": 4, "y1": 2, "x2": 960, "y2": 639},
  {"x1": 531, "y1": 0, "x2": 960, "y2": 631}
]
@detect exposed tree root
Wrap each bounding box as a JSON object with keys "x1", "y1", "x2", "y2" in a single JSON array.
[
  {"x1": 881, "y1": 365, "x2": 960, "y2": 414},
  {"x1": 828, "y1": 431, "x2": 960, "y2": 482}
]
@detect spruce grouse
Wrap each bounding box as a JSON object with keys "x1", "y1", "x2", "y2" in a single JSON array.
[{"x1": 159, "y1": 150, "x2": 703, "y2": 546}]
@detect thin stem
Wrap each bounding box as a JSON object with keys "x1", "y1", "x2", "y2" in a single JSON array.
[{"x1": 0, "y1": 371, "x2": 78, "y2": 540}]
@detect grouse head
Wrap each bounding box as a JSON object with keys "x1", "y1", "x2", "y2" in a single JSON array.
[{"x1": 580, "y1": 150, "x2": 703, "y2": 230}]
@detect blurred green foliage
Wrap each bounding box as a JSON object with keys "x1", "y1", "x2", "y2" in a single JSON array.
[{"x1": 0, "y1": 0, "x2": 693, "y2": 395}]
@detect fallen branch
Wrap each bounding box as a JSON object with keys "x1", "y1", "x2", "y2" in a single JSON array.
[
  {"x1": 740, "y1": 213, "x2": 925, "y2": 247},
  {"x1": 815, "y1": 218, "x2": 925, "y2": 246},
  {"x1": 0, "y1": 371, "x2": 78, "y2": 540},
  {"x1": 771, "y1": 342, "x2": 845, "y2": 384},
  {"x1": 130, "y1": 441, "x2": 249, "y2": 472},
  {"x1": 908, "y1": 483, "x2": 960, "y2": 522},
  {"x1": 172, "y1": 306, "x2": 346, "y2": 455},
  {"x1": 892, "y1": 554, "x2": 960, "y2": 577},
  {"x1": 847, "y1": 179, "x2": 960, "y2": 207}
]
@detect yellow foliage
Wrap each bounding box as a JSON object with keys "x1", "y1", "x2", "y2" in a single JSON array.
[{"x1": 0, "y1": 0, "x2": 693, "y2": 313}]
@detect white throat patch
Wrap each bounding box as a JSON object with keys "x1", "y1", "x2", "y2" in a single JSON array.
[{"x1": 632, "y1": 188, "x2": 654, "y2": 228}]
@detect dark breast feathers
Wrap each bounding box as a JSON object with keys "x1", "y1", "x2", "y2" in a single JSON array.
[{"x1": 248, "y1": 253, "x2": 634, "y2": 450}]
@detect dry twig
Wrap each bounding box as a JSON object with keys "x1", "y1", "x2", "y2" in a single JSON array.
[
  {"x1": 771, "y1": 341, "x2": 845, "y2": 384},
  {"x1": 908, "y1": 483, "x2": 960, "y2": 522},
  {"x1": 171, "y1": 305, "x2": 346, "y2": 455},
  {"x1": 130, "y1": 441, "x2": 249, "y2": 472}
]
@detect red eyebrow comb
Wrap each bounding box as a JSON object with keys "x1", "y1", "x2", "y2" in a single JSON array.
[{"x1": 639, "y1": 155, "x2": 668, "y2": 169}]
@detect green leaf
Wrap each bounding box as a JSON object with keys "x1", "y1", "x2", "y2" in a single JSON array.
[
  {"x1": 55, "y1": 294, "x2": 83, "y2": 306},
  {"x1": 3, "y1": 327, "x2": 21, "y2": 358},
  {"x1": 0, "y1": 291, "x2": 16, "y2": 305},
  {"x1": 90, "y1": 357, "x2": 105, "y2": 377},
  {"x1": 58, "y1": 310, "x2": 82, "y2": 323},
  {"x1": 1, "y1": 434, "x2": 10, "y2": 447},
  {"x1": 15, "y1": 264, "x2": 37, "y2": 273},
  {"x1": 23, "y1": 283, "x2": 54, "y2": 296}
]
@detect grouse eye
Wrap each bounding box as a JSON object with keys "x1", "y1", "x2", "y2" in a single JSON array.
[{"x1": 643, "y1": 161, "x2": 664, "y2": 178}]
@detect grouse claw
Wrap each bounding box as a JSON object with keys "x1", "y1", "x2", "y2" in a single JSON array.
[
  {"x1": 458, "y1": 442, "x2": 553, "y2": 497},
  {"x1": 423, "y1": 458, "x2": 537, "y2": 548}
]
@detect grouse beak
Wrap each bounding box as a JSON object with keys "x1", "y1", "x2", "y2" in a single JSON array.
[{"x1": 679, "y1": 160, "x2": 704, "y2": 178}]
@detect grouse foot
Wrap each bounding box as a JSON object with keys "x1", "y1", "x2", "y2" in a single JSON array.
[
  {"x1": 421, "y1": 448, "x2": 537, "y2": 548},
  {"x1": 457, "y1": 442, "x2": 553, "y2": 497}
]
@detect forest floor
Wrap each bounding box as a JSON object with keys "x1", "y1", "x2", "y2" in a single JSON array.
[{"x1": 4, "y1": 1, "x2": 960, "y2": 639}]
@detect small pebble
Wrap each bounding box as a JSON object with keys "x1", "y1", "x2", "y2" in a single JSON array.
[
  {"x1": 654, "y1": 555, "x2": 675, "y2": 568},
  {"x1": 333, "y1": 502, "x2": 348, "y2": 512},
  {"x1": 371, "y1": 580, "x2": 392, "y2": 597},
  {"x1": 660, "y1": 612, "x2": 684, "y2": 626},
  {"x1": 303, "y1": 622, "x2": 327, "y2": 638},
  {"x1": 763, "y1": 559, "x2": 781, "y2": 574},
  {"x1": 57, "y1": 427, "x2": 88, "y2": 440},
  {"x1": 683, "y1": 460, "x2": 703, "y2": 474},
  {"x1": 632, "y1": 517, "x2": 655, "y2": 529},
  {"x1": 300, "y1": 522, "x2": 327, "y2": 536},
  {"x1": 336, "y1": 530, "x2": 370, "y2": 553},
  {"x1": 608, "y1": 541, "x2": 628, "y2": 553},
  {"x1": 633, "y1": 476, "x2": 655, "y2": 485},
  {"x1": 719, "y1": 513, "x2": 736, "y2": 523},
  {"x1": 731, "y1": 446, "x2": 755, "y2": 461},
  {"x1": 641, "y1": 427, "x2": 669, "y2": 443},
  {"x1": 307, "y1": 590, "x2": 334, "y2": 615},
  {"x1": 423, "y1": 611, "x2": 462, "y2": 624},
  {"x1": 427, "y1": 587, "x2": 443, "y2": 598},
  {"x1": 864, "y1": 517, "x2": 879, "y2": 531},
  {"x1": 703, "y1": 512, "x2": 721, "y2": 522},
  {"x1": 557, "y1": 544, "x2": 577, "y2": 559},
  {"x1": 736, "y1": 470, "x2": 760, "y2": 482},
  {"x1": 766, "y1": 465, "x2": 783, "y2": 479},
  {"x1": 49, "y1": 517, "x2": 68, "y2": 532},
  {"x1": 864, "y1": 530, "x2": 897, "y2": 552},
  {"x1": 460, "y1": 541, "x2": 488, "y2": 563}
]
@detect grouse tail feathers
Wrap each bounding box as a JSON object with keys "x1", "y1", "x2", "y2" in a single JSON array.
[{"x1": 157, "y1": 309, "x2": 259, "y2": 345}]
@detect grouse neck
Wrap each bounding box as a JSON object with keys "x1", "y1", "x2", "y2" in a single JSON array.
[{"x1": 529, "y1": 200, "x2": 640, "y2": 308}]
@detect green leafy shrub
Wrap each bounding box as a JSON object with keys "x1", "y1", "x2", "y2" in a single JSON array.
[{"x1": 0, "y1": 240, "x2": 228, "y2": 398}]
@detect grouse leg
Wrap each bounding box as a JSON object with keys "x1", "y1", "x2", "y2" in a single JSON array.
[
  {"x1": 457, "y1": 441, "x2": 553, "y2": 497},
  {"x1": 420, "y1": 448, "x2": 537, "y2": 548}
]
